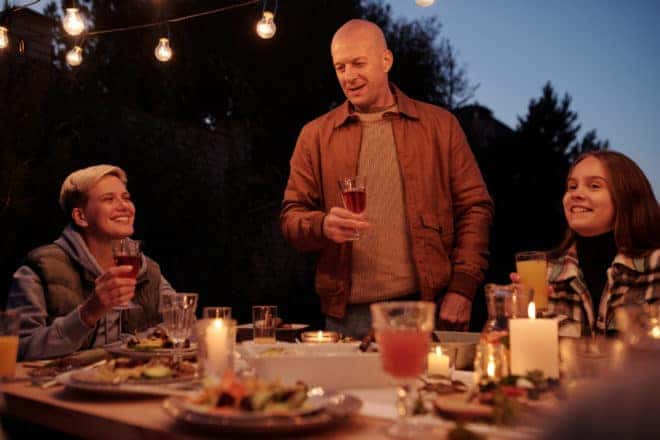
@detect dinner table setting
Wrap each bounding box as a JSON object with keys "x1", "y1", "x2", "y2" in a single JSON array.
[{"x1": 2, "y1": 292, "x2": 660, "y2": 440}]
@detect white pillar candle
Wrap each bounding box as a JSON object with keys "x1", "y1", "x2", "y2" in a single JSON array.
[
  {"x1": 427, "y1": 346, "x2": 450, "y2": 377},
  {"x1": 509, "y1": 302, "x2": 559, "y2": 378},
  {"x1": 206, "y1": 319, "x2": 229, "y2": 377}
]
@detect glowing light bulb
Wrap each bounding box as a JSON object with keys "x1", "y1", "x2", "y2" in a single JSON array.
[
  {"x1": 256, "y1": 11, "x2": 276, "y2": 39},
  {"x1": 415, "y1": 0, "x2": 435, "y2": 7},
  {"x1": 154, "y1": 37, "x2": 172, "y2": 62},
  {"x1": 66, "y1": 46, "x2": 83, "y2": 67},
  {"x1": 0, "y1": 26, "x2": 9, "y2": 50},
  {"x1": 62, "y1": 8, "x2": 85, "y2": 36}
]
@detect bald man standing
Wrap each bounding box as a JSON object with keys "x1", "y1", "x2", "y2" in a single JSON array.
[{"x1": 280, "y1": 19, "x2": 493, "y2": 338}]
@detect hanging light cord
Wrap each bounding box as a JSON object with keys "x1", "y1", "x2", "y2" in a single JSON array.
[
  {"x1": 261, "y1": 0, "x2": 279, "y2": 15},
  {"x1": 87, "y1": 0, "x2": 260, "y2": 37}
]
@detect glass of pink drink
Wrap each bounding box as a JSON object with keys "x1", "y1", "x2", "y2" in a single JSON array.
[
  {"x1": 338, "y1": 176, "x2": 366, "y2": 240},
  {"x1": 109, "y1": 238, "x2": 143, "y2": 342},
  {"x1": 370, "y1": 301, "x2": 436, "y2": 438}
]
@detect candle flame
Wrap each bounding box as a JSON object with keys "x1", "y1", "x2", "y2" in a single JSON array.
[
  {"x1": 528, "y1": 301, "x2": 536, "y2": 319},
  {"x1": 651, "y1": 326, "x2": 660, "y2": 339},
  {"x1": 435, "y1": 346, "x2": 443, "y2": 356},
  {"x1": 317, "y1": 330, "x2": 323, "y2": 339},
  {"x1": 213, "y1": 319, "x2": 224, "y2": 329},
  {"x1": 486, "y1": 357, "x2": 495, "y2": 378}
]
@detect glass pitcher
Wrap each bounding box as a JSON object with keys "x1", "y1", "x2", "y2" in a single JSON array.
[{"x1": 481, "y1": 283, "x2": 530, "y2": 344}]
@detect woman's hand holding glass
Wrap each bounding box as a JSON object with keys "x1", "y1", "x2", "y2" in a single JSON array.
[
  {"x1": 79, "y1": 266, "x2": 137, "y2": 327},
  {"x1": 509, "y1": 272, "x2": 554, "y2": 298}
]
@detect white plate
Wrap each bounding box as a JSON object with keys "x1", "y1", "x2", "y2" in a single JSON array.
[
  {"x1": 163, "y1": 390, "x2": 362, "y2": 434},
  {"x1": 104, "y1": 341, "x2": 197, "y2": 360},
  {"x1": 57, "y1": 370, "x2": 199, "y2": 397}
]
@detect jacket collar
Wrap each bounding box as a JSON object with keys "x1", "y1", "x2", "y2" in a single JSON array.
[{"x1": 331, "y1": 83, "x2": 420, "y2": 128}]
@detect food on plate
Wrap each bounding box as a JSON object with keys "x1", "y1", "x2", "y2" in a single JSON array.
[
  {"x1": 191, "y1": 371, "x2": 309, "y2": 414},
  {"x1": 70, "y1": 357, "x2": 196, "y2": 384},
  {"x1": 27, "y1": 348, "x2": 111, "y2": 379},
  {"x1": 434, "y1": 371, "x2": 563, "y2": 426},
  {"x1": 124, "y1": 326, "x2": 191, "y2": 351}
]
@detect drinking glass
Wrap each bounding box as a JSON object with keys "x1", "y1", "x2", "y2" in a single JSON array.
[
  {"x1": 108, "y1": 238, "x2": 142, "y2": 342},
  {"x1": 0, "y1": 310, "x2": 20, "y2": 381},
  {"x1": 203, "y1": 306, "x2": 232, "y2": 319},
  {"x1": 515, "y1": 251, "x2": 548, "y2": 311},
  {"x1": 161, "y1": 292, "x2": 198, "y2": 362},
  {"x1": 338, "y1": 176, "x2": 366, "y2": 240},
  {"x1": 370, "y1": 301, "x2": 435, "y2": 438},
  {"x1": 252, "y1": 305, "x2": 277, "y2": 344}
]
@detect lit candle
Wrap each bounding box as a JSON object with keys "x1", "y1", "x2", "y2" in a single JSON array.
[
  {"x1": 509, "y1": 302, "x2": 559, "y2": 378},
  {"x1": 206, "y1": 319, "x2": 229, "y2": 378},
  {"x1": 486, "y1": 355, "x2": 496, "y2": 378},
  {"x1": 427, "y1": 346, "x2": 450, "y2": 377},
  {"x1": 301, "y1": 331, "x2": 338, "y2": 343}
]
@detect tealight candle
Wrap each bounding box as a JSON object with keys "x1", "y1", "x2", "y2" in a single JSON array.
[
  {"x1": 509, "y1": 302, "x2": 559, "y2": 378},
  {"x1": 301, "y1": 330, "x2": 338, "y2": 343},
  {"x1": 427, "y1": 345, "x2": 450, "y2": 377}
]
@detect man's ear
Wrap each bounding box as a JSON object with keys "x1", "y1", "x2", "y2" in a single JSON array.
[
  {"x1": 383, "y1": 49, "x2": 393, "y2": 73},
  {"x1": 72, "y1": 208, "x2": 88, "y2": 228}
]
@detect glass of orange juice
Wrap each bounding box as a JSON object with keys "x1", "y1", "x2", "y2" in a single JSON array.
[
  {"x1": 515, "y1": 251, "x2": 549, "y2": 311},
  {"x1": 0, "y1": 310, "x2": 20, "y2": 380}
]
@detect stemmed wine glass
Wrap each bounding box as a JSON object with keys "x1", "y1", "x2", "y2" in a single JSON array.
[
  {"x1": 161, "y1": 292, "x2": 198, "y2": 363},
  {"x1": 338, "y1": 176, "x2": 366, "y2": 240},
  {"x1": 105, "y1": 238, "x2": 142, "y2": 343},
  {"x1": 370, "y1": 301, "x2": 436, "y2": 438}
]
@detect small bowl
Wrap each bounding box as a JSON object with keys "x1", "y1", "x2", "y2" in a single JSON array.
[{"x1": 434, "y1": 331, "x2": 480, "y2": 370}]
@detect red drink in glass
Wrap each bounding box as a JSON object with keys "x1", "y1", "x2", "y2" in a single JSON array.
[
  {"x1": 376, "y1": 328, "x2": 431, "y2": 378},
  {"x1": 341, "y1": 189, "x2": 366, "y2": 213},
  {"x1": 114, "y1": 255, "x2": 141, "y2": 279}
]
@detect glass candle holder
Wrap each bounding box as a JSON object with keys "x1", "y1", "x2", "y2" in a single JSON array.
[
  {"x1": 427, "y1": 343, "x2": 457, "y2": 379},
  {"x1": 203, "y1": 307, "x2": 232, "y2": 320},
  {"x1": 474, "y1": 343, "x2": 508, "y2": 385},
  {"x1": 196, "y1": 318, "x2": 236, "y2": 381}
]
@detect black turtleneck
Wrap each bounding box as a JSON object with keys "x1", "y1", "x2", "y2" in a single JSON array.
[{"x1": 575, "y1": 231, "x2": 618, "y2": 313}]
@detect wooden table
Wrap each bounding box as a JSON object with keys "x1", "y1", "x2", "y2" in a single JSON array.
[{"x1": 0, "y1": 364, "x2": 394, "y2": 440}]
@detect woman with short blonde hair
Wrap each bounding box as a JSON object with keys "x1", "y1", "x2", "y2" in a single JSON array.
[
  {"x1": 7, "y1": 164, "x2": 175, "y2": 361},
  {"x1": 59, "y1": 164, "x2": 127, "y2": 215}
]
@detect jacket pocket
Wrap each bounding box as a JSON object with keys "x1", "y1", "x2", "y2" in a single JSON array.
[{"x1": 419, "y1": 212, "x2": 452, "y2": 289}]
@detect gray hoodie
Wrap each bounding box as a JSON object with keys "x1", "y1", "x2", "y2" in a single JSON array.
[{"x1": 7, "y1": 225, "x2": 175, "y2": 360}]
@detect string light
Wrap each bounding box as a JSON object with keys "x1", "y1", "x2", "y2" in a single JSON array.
[
  {"x1": 65, "y1": 45, "x2": 83, "y2": 67},
  {"x1": 63, "y1": 8, "x2": 85, "y2": 36},
  {"x1": 154, "y1": 37, "x2": 172, "y2": 62},
  {"x1": 415, "y1": 0, "x2": 435, "y2": 7},
  {"x1": 0, "y1": 26, "x2": 8, "y2": 50},
  {"x1": 256, "y1": 11, "x2": 276, "y2": 39}
]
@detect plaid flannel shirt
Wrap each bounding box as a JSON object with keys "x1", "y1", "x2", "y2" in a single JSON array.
[{"x1": 547, "y1": 247, "x2": 660, "y2": 336}]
